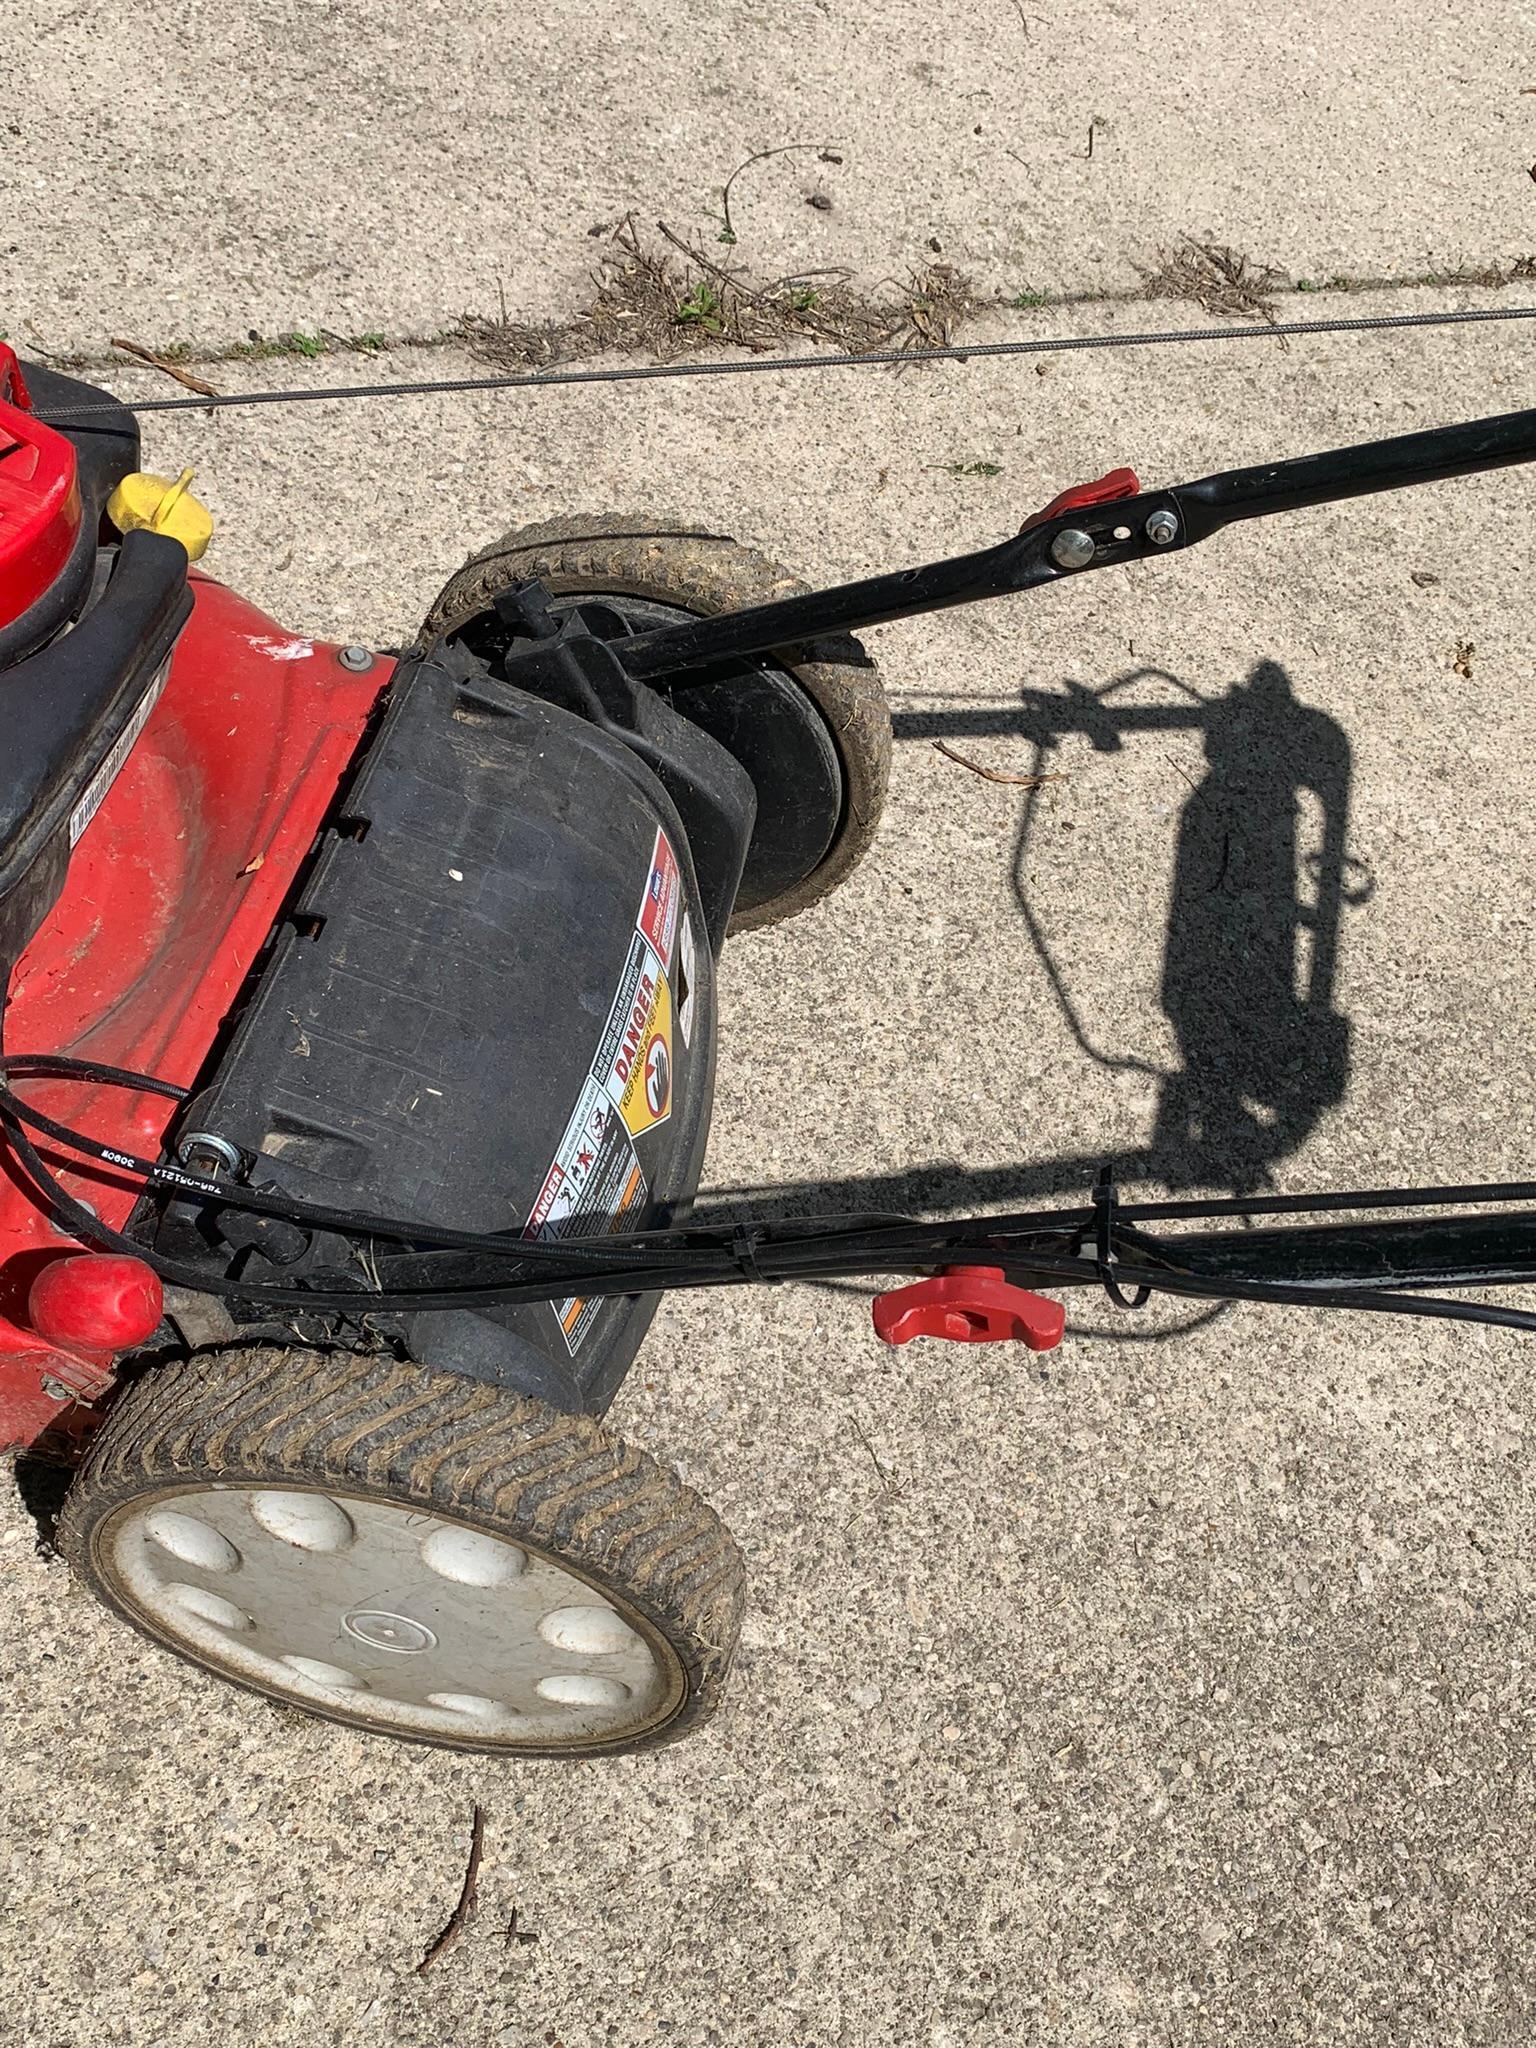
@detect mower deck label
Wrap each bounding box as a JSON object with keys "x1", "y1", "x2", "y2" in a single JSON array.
[
  {"x1": 638, "y1": 827, "x2": 682, "y2": 961},
  {"x1": 525, "y1": 1078, "x2": 648, "y2": 1352},
  {"x1": 68, "y1": 656, "x2": 171, "y2": 848},
  {"x1": 676, "y1": 912, "x2": 698, "y2": 1048},
  {"x1": 525, "y1": 828, "x2": 683, "y2": 1352},
  {"x1": 594, "y1": 932, "x2": 674, "y2": 1139}
]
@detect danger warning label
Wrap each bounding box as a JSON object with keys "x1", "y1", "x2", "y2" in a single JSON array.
[
  {"x1": 525, "y1": 1079, "x2": 641, "y2": 1240},
  {"x1": 593, "y1": 933, "x2": 674, "y2": 1138},
  {"x1": 524, "y1": 828, "x2": 683, "y2": 1352}
]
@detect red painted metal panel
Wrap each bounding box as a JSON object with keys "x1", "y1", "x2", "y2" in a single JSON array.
[{"x1": 0, "y1": 571, "x2": 389, "y2": 1449}]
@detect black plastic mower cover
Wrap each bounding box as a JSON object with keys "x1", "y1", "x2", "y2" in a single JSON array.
[{"x1": 160, "y1": 639, "x2": 754, "y2": 1414}]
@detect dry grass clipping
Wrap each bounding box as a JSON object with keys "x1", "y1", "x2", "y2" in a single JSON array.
[
  {"x1": 460, "y1": 217, "x2": 974, "y2": 367},
  {"x1": 1136, "y1": 238, "x2": 1282, "y2": 322},
  {"x1": 1420, "y1": 254, "x2": 1536, "y2": 287}
]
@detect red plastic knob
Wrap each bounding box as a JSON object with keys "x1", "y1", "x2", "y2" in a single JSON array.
[
  {"x1": 28, "y1": 1254, "x2": 165, "y2": 1354},
  {"x1": 872, "y1": 1266, "x2": 1065, "y2": 1350}
]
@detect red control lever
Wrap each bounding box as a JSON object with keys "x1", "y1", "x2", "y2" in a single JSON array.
[
  {"x1": 872, "y1": 1266, "x2": 1065, "y2": 1351},
  {"x1": 1020, "y1": 466, "x2": 1141, "y2": 531}
]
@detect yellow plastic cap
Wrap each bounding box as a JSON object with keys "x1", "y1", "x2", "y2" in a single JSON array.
[{"x1": 106, "y1": 468, "x2": 214, "y2": 561}]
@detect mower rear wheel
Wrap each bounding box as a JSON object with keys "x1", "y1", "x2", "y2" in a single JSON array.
[
  {"x1": 420, "y1": 515, "x2": 891, "y2": 931},
  {"x1": 59, "y1": 1347, "x2": 743, "y2": 1756}
]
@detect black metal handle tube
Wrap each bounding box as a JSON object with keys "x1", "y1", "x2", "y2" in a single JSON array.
[
  {"x1": 1176, "y1": 405, "x2": 1536, "y2": 535},
  {"x1": 619, "y1": 407, "x2": 1536, "y2": 683},
  {"x1": 619, "y1": 533, "x2": 1044, "y2": 681}
]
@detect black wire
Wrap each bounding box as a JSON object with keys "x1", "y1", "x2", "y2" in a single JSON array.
[
  {"x1": 1091, "y1": 1168, "x2": 1153, "y2": 1311},
  {"x1": 0, "y1": 1053, "x2": 710, "y2": 1269},
  {"x1": 1120, "y1": 1180, "x2": 1536, "y2": 1221},
  {"x1": 35, "y1": 305, "x2": 1536, "y2": 421},
  {"x1": 1053, "y1": 1260, "x2": 1536, "y2": 1334},
  {"x1": 5, "y1": 1047, "x2": 1536, "y2": 1329}
]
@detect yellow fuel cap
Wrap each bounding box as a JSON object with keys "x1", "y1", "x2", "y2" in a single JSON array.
[{"x1": 106, "y1": 467, "x2": 214, "y2": 561}]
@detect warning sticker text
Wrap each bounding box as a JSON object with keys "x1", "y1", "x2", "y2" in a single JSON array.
[{"x1": 524, "y1": 827, "x2": 684, "y2": 1353}]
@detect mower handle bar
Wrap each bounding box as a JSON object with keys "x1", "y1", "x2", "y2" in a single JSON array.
[{"x1": 619, "y1": 403, "x2": 1536, "y2": 681}]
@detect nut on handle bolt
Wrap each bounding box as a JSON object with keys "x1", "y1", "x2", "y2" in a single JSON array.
[
  {"x1": 180, "y1": 1131, "x2": 243, "y2": 1177},
  {"x1": 337, "y1": 645, "x2": 376, "y2": 672},
  {"x1": 1144, "y1": 508, "x2": 1179, "y2": 546},
  {"x1": 1051, "y1": 510, "x2": 1178, "y2": 568}
]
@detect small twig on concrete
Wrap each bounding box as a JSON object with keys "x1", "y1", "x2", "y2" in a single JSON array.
[
  {"x1": 501, "y1": 1905, "x2": 539, "y2": 1951},
  {"x1": 933, "y1": 740, "x2": 1066, "y2": 788},
  {"x1": 1085, "y1": 122, "x2": 1096, "y2": 159},
  {"x1": 1163, "y1": 750, "x2": 1202, "y2": 795},
  {"x1": 654, "y1": 218, "x2": 844, "y2": 351},
  {"x1": 719, "y1": 139, "x2": 841, "y2": 243},
  {"x1": 653, "y1": 220, "x2": 885, "y2": 353},
  {"x1": 850, "y1": 1415, "x2": 888, "y2": 1486},
  {"x1": 654, "y1": 220, "x2": 774, "y2": 308},
  {"x1": 109, "y1": 338, "x2": 221, "y2": 397},
  {"x1": 416, "y1": 1805, "x2": 486, "y2": 1976},
  {"x1": 844, "y1": 1415, "x2": 900, "y2": 1528}
]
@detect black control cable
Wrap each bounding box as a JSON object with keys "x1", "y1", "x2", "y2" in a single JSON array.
[{"x1": 5, "y1": 1045, "x2": 1536, "y2": 1331}]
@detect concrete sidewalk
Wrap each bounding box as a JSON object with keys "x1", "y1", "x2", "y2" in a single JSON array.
[
  {"x1": 7, "y1": 5, "x2": 1536, "y2": 2043},
  {"x1": 9, "y1": 0, "x2": 1536, "y2": 353}
]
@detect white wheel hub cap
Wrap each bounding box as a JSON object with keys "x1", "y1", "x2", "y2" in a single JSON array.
[{"x1": 106, "y1": 1486, "x2": 678, "y2": 1745}]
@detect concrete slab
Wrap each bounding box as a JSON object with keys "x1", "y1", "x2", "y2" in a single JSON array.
[
  {"x1": 9, "y1": 0, "x2": 1536, "y2": 353},
  {"x1": 4, "y1": 299, "x2": 1535, "y2": 2044}
]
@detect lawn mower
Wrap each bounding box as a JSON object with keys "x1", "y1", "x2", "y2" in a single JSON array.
[{"x1": 4, "y1": 339, "x2": 1536, "y2": 1757}]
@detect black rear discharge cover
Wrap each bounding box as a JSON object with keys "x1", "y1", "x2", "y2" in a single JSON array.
[{"x1": 176, "y1": 644, "x2": 745, "y2": 1414}]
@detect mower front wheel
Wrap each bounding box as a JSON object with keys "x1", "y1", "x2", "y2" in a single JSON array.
[
  {"x1": 421, "y1": 516, "x2": 891, "y2": 931},
  {"x1": 59, "y1": 1348, "x2": 743, "y2": 1756}
]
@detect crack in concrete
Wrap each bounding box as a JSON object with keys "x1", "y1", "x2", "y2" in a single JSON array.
[{"x1": 27, "y1": 260, "x2": 1535, "y2": 381}]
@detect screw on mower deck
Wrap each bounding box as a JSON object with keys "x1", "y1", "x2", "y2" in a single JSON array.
[{"x1": 3, "y1": 337, "x2": 1536, "y2": 1752}]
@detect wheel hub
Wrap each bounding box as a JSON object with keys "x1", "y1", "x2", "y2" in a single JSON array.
[
  {"x1": 341, "y1": 1609, "x2": 437, "y2": 1654},
  {"x1": 105, "y1": 1484, "x2": 679, "y2": 1748}
]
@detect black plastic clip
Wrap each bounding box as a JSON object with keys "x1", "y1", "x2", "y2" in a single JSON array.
[
  {"x1": 492, "y1": 579, "x2": 562, "y2": 641},
  {"x1": 731, "y1": 1223, "x2": 775, "y2": 1287}
]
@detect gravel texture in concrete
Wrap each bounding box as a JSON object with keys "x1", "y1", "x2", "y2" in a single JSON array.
[{"x1": 8, "y1": 0, "x2": 1536, "y2": 351}]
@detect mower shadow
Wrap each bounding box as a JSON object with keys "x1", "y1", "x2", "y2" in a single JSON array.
[{"x1": 699, "y1": 656, "x2": 1371, "y2": 1254}]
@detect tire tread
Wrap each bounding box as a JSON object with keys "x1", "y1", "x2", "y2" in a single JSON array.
[
  {"x1": 419, "y1": 514, "x2": 891, "y2": 930},
  {"x1": 59, "y1": 1348, "x2": 744, "y2": 1757}
]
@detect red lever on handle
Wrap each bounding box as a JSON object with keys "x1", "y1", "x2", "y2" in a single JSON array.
[
  {"x1": 872, "y1": 1266, "x2": 1065, "y2": 1351},
  {"x1": 1020, "y1": 466, "x2": 1141, "y2": 531}
]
